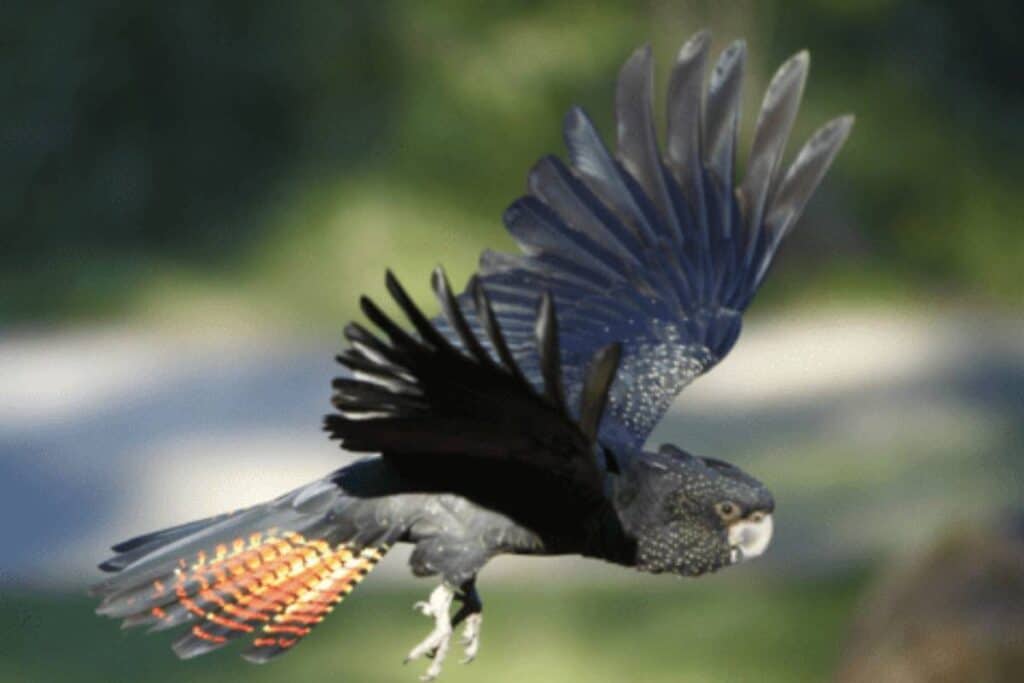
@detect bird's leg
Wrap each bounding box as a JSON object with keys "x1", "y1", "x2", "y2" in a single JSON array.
[
  {"x1": 450, "y1": 579, "x2": 483, "y2": 663},
  {"x1": 405, "y1": 583, "x2": 455, "y2": 681},
  {"x1": 404, "y1": 579, "x2": 484, "y2": 679}
]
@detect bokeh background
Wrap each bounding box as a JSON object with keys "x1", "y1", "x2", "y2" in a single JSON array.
[{"x1": 2, "y1": 2, "x2": 1022, "y2": 681}]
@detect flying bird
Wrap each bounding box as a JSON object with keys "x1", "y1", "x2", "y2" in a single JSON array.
[{"x1": 92, "y1": 29, "x2": 852, "y2": 680}]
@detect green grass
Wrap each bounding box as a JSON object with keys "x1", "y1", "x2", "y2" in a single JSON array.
[{"x1": 2, "y1": 573, "x2": 866, "y2": 683}]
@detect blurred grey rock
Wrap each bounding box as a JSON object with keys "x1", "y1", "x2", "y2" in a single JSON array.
[{"x1": 835, "y1": 519, "x2": 1024, "y2": 683}]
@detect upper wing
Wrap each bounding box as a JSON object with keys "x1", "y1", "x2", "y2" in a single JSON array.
[
  {"x1": 324, "y1": 268, "x2": 623, "y2": 534},
  {"x1": 438, "y1": 31, "x2": 853, "y2": 449}
]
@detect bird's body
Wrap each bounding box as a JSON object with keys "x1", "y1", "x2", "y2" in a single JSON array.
[{"x1": 92, "y1": 29, "x2": 851, "y2": 679}]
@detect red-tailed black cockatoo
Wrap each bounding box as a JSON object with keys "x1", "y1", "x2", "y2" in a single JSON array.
[{"x1": 93, "y1": 29, "x2": 852, "y2": 680}]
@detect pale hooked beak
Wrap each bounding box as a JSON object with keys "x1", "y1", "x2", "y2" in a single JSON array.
[{"x1": 728, "y1": 514, "x2": 774, "y2": 564}]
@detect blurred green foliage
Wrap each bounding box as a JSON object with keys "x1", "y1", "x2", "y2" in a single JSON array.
[
  {"x1": 2, "y1": 574, "x2": 865, "y2": 682},
  {"x1": 2, "y1": 1, "x2": 1021, "y2": 326}
]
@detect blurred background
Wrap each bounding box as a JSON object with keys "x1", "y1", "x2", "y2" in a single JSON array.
[{"x1": 2, "y1": 1, "x2": 1022, "y2": 681}]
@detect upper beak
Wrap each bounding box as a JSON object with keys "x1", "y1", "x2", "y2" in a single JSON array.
[{"x1": 727, "y1": 514, "x2": 774, "y2": 564}]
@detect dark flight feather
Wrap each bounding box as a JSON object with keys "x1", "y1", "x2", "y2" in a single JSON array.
[
  {"x1": 359, "y1": 296, "x2": 420, "y2": 354},
  {"x1": 431, "y1": 267, "x2": 493, "y2": 367},
  {"x1": 739, "y1": 51, "x2": 808, "y2": 270},
  {"x1": 617, "y1": 45, "x2": 681, "y2": 244},
  {"x1": 666, "y1": 30, "x2": 710, "y2": 244},
  {"x1": 577, "y1": 343, "x2": 622, "y2": 442},
  {"x1": 536, "y1": 293, "x2": 567, "y2": 413},
  {"x1": 343, "y1": 322, "x2": 409, "y2": 369},
  {"x1": 469, "y1": 275, "x2": 530, "y2": 387},
  {"x1": 386, "y1": 269, "x2": 455, "y2": 353},
  {"x1": 703, "y1": 40, "x2": 745, "y2": 199},
  {"x1": 326, "y1": 269, "x2": 623, "y2": 522},
  {"x1": 766, "y1": 115, "x2": 854, "y2": 243},
  {"x1": 432, "y1": 29, "x2": 851, "y2": 451}
]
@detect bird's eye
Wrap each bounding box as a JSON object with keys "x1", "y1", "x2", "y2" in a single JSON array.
[
  {"x1": 749, "y1": 511, "x2": 765, "y2": 523},
  {"x1": 715, "y1": 501, "x2": 740, "y2": 521}
]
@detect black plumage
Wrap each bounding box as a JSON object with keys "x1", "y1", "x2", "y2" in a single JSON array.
[{"x1": 92, "y1": 29, "x2": 851, "y2": 680}]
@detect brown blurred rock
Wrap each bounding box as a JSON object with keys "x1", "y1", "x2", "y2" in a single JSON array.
[{"x1": 835, "y1": 520, "x2": 1024, "y2": 683}]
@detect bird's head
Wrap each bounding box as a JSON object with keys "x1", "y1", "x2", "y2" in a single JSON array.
[{"x1": 617, "y1": 444, "x2": 775, "y2": 577}]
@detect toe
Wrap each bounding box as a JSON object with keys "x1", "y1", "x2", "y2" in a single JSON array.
[
  {"x1": 459, "y1": 613, "x2": 482, "y2": 663},
  {"x1": 422, "y1": 644, "x2": 449, "y2": 680}
]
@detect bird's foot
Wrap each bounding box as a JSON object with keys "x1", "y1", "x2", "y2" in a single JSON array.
[
  {"x1": 451, "y1": 582, "x2": 483, "y2": 664},
  {"x1": 405, "y1": 584, "x2": 455, "y2": 681},
  {"x1": 458, "y1": 612, "x2": 482, "y2": 663}
]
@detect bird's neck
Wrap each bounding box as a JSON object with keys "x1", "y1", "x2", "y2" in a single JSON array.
[
  {"x1": 584, "y1": 454, "x2": 682, "y2": 567},
  {"x1": 577, "y1": 459, "x2": 660, "y2": 567},
  {"x1": 578, "y1": 501, "x2": 638, "y2": 567}
]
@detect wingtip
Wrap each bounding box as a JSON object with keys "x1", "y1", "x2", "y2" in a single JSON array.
[
  {"x1": 715, "y1": 38, "x2": 747, "y2": 72},
  {"x1": 577, "y1": 341, "x2": 624, "y2": 443},
  {"x1": 677, "y1": 29, "x2": 711, "y2": 63},
  {"x1": 788, "y1": 49, "x2": 811, "y2": 71},
  {"x1": 618, "y1": 44, "x2": 653, "y2": 89},
  {"x1": 562, "y1": 105, "x2": 597, "y2": 147},
  {"x1": 97, "y1": 559, "x2": 121, "y2": 573},
  {"x1": 768, "y1": 49, "x2": 810, "y2": 96},
  {"x1": 563, "y1": 105, "x2": 587, "y2": 130},
  {"x1": 537, "y1": 290, "x2": 556, "y2": 326},
  {"x1": 384, "y1": 268, "x2": 410, "y2": 299},
  {"x1": 629, "y1": 42, "x2": 653, "y2": 62},
  {"x1": 602, "y1": 341, "x2": 623, "y2": 364},
  {"x1": 429, "y1": 265, "x2": 447, "y2": 291},
  {"x1": 593, "y1": 341, "x2": 623, "y2": 380},
  {"x1": 468, "y1": 275, "x2": 491, "y2": 317},
  {"x1": 816, "y1": 114, "x2": 856, "y2": 146}
]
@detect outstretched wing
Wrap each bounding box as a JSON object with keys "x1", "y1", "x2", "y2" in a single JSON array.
[
  {"x1": 438, "y1": 31, "x2": 853, "y2": 449},
  {"x1": 324, "y1": 268, "x2": 623, "y2": 533}
]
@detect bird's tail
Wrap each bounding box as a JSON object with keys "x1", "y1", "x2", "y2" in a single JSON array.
[{"x1": 91, "y1": 481, "x2": 389, "y2": 663}]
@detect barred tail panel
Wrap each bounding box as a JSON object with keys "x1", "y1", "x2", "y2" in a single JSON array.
[
  {"x1": 242, "y1": 545, "x2": 387, "y2": 662},
  {"x1": 96, "y1": 525, "x2": 388, "y2": 662}
]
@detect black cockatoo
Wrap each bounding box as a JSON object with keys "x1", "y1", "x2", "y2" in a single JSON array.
[{"x1": 93, "y1": 29, "x2": 852, "y2": 680}]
